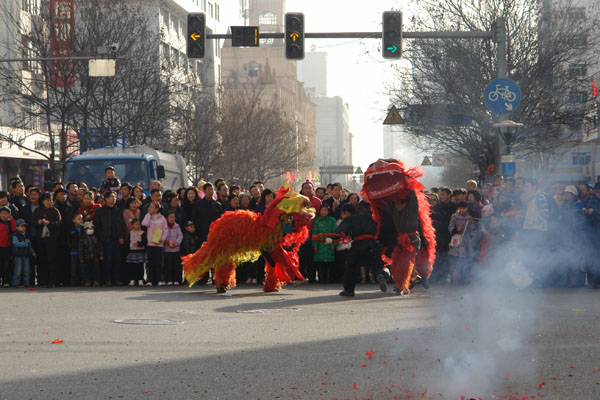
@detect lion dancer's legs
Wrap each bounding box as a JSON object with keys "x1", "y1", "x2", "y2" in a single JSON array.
[
  {"x1": 213, "y1": 262, "x2": 236, "y2": 293},
  {"x1": 413, "y1": 246, "x2": 432, "y2": 289},
  {"x1": 391, "y1": 234, "x2": 418, "y2": 294},
  {"x1": 263, "y1": 247, "x2": 304, "y2": 292}
]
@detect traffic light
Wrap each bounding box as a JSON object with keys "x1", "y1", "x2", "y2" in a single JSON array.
[
  {"x1": 187, "y1": 14, "x2": 205, "y2": 59},
  {"x1": 382, "y1": 11, "x2": 402, "y2": 59},
  {"x1": 285, "y1": 13, "x2": 304, "y2": 60}
]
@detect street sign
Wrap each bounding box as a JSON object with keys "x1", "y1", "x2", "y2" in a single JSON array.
[
  {"x1": 484, "y1": 78, "x2": 521, "y2": 115},
  {"x1": 501, "y1": 154, "x2": 516, "y2": 176},
  {"x1": 421, "y1": 156, "x2": 432, "y2": 166},
  {"x1": 231, "y1": 26, "x2": 259, "y2": 47},
  {"x1": 432, "y1": 154, "x2": 446, "y2": 167},
  {"x1": 383, "y1": 105, "x2": 405, "y2": 125},
  {"x1": 319, "y1": 165, "x2": 354, "y2": 174}
]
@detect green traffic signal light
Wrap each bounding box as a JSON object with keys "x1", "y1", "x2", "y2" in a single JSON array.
[
  {"x1": 187, "y1": 14, "x2": 205, "y2": 59},
  {"x1": 285, "y1": 12, "x2": 304, "y2": 60},
  {"x1": 382, "y1": 11, "x2": 402, "y2": 59}
]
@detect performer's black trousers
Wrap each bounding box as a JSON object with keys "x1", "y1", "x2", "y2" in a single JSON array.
[{"x1": 343, "y1": 245, "x2": 387, "y2": 294}]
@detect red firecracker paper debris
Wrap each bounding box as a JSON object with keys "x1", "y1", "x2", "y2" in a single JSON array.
[
  {"x1": 365, "y1": 350, "x2": 376, "y2": 359},
  {"x1": 51, "y1": 339, "x2": 64, "y2": 344},
  {"x1": 42, "y1": 332, "x2": 48, "y2": 335},
  {"x1": 27, "y1": 287, "x2": 38, "y2": 290},
  {"x1": 569, "y1": 365, "x2": 575, "y2": 369},
  {"x1": 550, "y1": 377, "x2": 557, "y2": 380},
  {"x1": 505, "y1": 372, "x2": 510, "y2": 380},
  {"x1": 553, "y1": 386, "x2": 557, "y2": 390},
  {"x1": 361, "y1": 363, "x2": 367, "y2": 367},
  {"x1": 394, "y1": 337, "x2": 399, "y2": 341},
  {"x1": 419, "y1": 388, "x2": 427, "y2": 398},
  {"x1": 593, "y1": 368, "x2": 600, "y2": 373},
  {"x1": 321, "y1": 382, "x2": 326, "y2": 385},
  {"x1": 352, "y1": 382, "x2": 359, "y2": 389}
]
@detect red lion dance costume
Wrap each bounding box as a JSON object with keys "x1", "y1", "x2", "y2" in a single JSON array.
[
  {"x1": 182, "y1": 185, "x2": 316, "y2": 293},
  {"x1": 362, "y1": 159, "x2": 436, "y2": 294}
]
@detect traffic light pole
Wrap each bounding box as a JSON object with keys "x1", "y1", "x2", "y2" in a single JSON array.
[{"x1": 207, "y1": 31, "x2": 493, "y2": 40}]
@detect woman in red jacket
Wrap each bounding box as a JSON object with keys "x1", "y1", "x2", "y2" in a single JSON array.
[{"x1": 78, "y1": 191, "x2": 100, "y2": 223}]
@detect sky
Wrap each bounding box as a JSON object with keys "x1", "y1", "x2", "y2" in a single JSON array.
[
  {"x1": 220, "y1": 0, "x2": 410, "y2": 171},
  {"x1": 286, "y1": 0, "x2": 405, "y2": 170}
]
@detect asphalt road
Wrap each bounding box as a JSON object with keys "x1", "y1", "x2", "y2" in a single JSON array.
[{"x1": 1, "y1": 283, "x2": 599, "y2": 399}]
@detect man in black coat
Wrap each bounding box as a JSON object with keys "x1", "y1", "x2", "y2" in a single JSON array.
[
  {"x1": 430, "y1": 187, "x2": 456, "y2": 284},
  {"x1": 54, "y1": 188, "x2": 75, "y2": 285},
  {"x1": 192, "y1": 183, "x2": 224, "y2": 245},
  {"x1": 335, "y1": 202, "x2": 388, "y2": 297},
  {"x1": 322, "y1": 183, "x2": 346, "y2": 220},
  {"x1": 93, "y1": 191, "x2": 126, "y2": 286}
]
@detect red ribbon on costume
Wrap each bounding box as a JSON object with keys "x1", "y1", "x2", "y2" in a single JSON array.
[{"x1": 311, "y1": 233, "x2": 347, "y2": 243}]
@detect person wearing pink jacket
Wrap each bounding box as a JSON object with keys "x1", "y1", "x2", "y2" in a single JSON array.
[
  {"x1": 163, "y1": 211, "x2": 183, "y2": 285},
  {"x1": 142, "y1": 202, "x2": 168, "y2": 286}
]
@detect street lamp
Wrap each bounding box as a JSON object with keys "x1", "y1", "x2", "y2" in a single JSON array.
[
  {"x1": 353, "y1": 166, "x2": 363, "y2": 193},
  {"x1": 492, "y1": 120, "x2": 523, "y2": 155}
]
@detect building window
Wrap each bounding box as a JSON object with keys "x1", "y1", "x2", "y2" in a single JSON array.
[
  {"x1": 568, "y1": 64, "x2": 587, "y2": 78},
  {"x1": 258, "y1": 11, "x2": 277, "y2": 25},
  {"x1": 159, "y1": 8, "x2": 168, "y2": 27},
  {"x1": 22, "y1": 0, "x2": 39, "y2": 14},
  {"x1": 260, "y1": 29, "x2": 275, "y2": 45},
  {"x1": 572, "y1": 152, "x2": 591, "y2": 166},
  {"x1": 202, "y1": 0, "x2": 206, "y2": 11},
  {"x1": 568, "y1": 35, "x2": 587, "y2": 48},
  {"x1": 171, "y1": 15, "x2": 179, "y2": 37},
  {"x1": 569, "y1": 91, "x2": 587, "y2": 104},
  {"x1": 567, "y1": 7, "x2": 586, "y2": 20},
  {"x1": 215, "y1": 3, "x2": 220, "y2": 21},
  {"x1": 208, "y1": 2, "x2": 214, "y2": 17}
]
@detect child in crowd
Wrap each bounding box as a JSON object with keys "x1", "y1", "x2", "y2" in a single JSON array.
[
  {"x1": 126, "y1": 218, "x2": 147, "y2": 286},
  {"x1": 163, "y1": 211, "x2": 183, "y2": 285},
  {"x1": 100, "y1": 166, "x2": 121, "y2": 194},
  {"x1": 79, "y1": 221, "x2": 103, "y2": 287},
  {"x1": 11, "y1": 219, "x2": 35, "y2": 287},
  {"x1": 181, "y1": 221, "x2": 199, "y2": 257},
  {"x1": 448, "y1": 201, "x2": 483, "y2": 285},
  {"x1": 312, "y1": 205, "x2": 337, "y2": 283},
  {"x1": 0, "y1": 206, "x2": 16, "y2": 286},
  {"x1": 142, "y1": 202, "x2": 168, "y2": 286},
  {"x1": 68, "y1": 214, "x2": 84, "y2": 286}
]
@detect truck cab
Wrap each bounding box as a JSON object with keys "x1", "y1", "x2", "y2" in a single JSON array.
[{"x1": 63, "y1": 146, "x2": 188, "y2": 193}]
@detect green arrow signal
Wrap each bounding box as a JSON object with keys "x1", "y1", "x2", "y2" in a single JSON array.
[{"x1": 387, "y1": 44, "x2": 398, "y2": 53}]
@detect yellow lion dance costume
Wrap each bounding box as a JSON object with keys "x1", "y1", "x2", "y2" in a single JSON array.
[{"x1": 182, "y1": 185, "x2": 316, "y2": 293}]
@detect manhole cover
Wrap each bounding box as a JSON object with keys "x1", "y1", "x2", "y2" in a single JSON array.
[
  {"x1": 114, "y1": 319, "x2": 183, "y2": 325},
  {"x1": 236, "y1": 308, "x2": 300, "y2": 314}
]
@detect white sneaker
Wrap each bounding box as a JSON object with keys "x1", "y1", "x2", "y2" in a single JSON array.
[
  {"x1": 167, "y1": 282, "x2": 173, "y2": 286},
  {"x1": 206, "y1": 279, "x2": 213, "y2": 285},
  {"x1": 138, "y1": 280, "x2": 144, "y2": 286},
  {"x1": 158, "y1": 281, "x2": 166, "y2": 286},
  {"x1": 146, "y1": 282, "x2": 153, "y2": 287},
  {"x1": 173, "y1": 282, "x2": 180, "y2": 286},
  {"x1": 128, "y1": 280, "x2": 135, "y2": 286}
]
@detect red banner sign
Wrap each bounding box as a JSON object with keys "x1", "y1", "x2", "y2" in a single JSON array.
[{"x1": 49, "y1": 0, "x2": 75, "y2": 88}]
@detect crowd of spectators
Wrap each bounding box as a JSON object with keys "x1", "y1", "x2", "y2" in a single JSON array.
[
  {"x1": 2, "y1": 166, "x2": 595, "y2": 291},
  {"x1": 428, "y1": 175, "x2": 600, "y2": 288},
  {"x1": 0, "y1": 167, "x2": 362, "y2": 288}
]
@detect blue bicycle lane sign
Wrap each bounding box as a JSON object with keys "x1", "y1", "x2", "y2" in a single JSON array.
[{"x1": 484, "y1": 78, "x2": 521, "y2": 115}]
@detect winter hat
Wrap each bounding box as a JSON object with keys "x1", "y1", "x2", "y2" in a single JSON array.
[
  {"x1": 15, "y1": 219, "x2": 27, "y2": 226},
  {"x1": 563, "y1": 185, "x2": 578, "y2": 197},
  {"x1": 83, "y1": 221, "x2": 94, "y2": 230},
  {"x1": 0, "y1": 206, "x2": 11, "y2": 213}
]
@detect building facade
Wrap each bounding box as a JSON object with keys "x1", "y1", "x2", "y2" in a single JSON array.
[{"x1": 220, "y1": 0, "x2": 317, "y2": 187}]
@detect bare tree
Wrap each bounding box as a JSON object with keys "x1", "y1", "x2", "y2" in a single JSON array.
[
  {"x1": 387, "y1": 0, "x2": 600, "y2": 177},
  {"x1": 0, "y1": 0, "x2": 184, "y2": 168}
]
